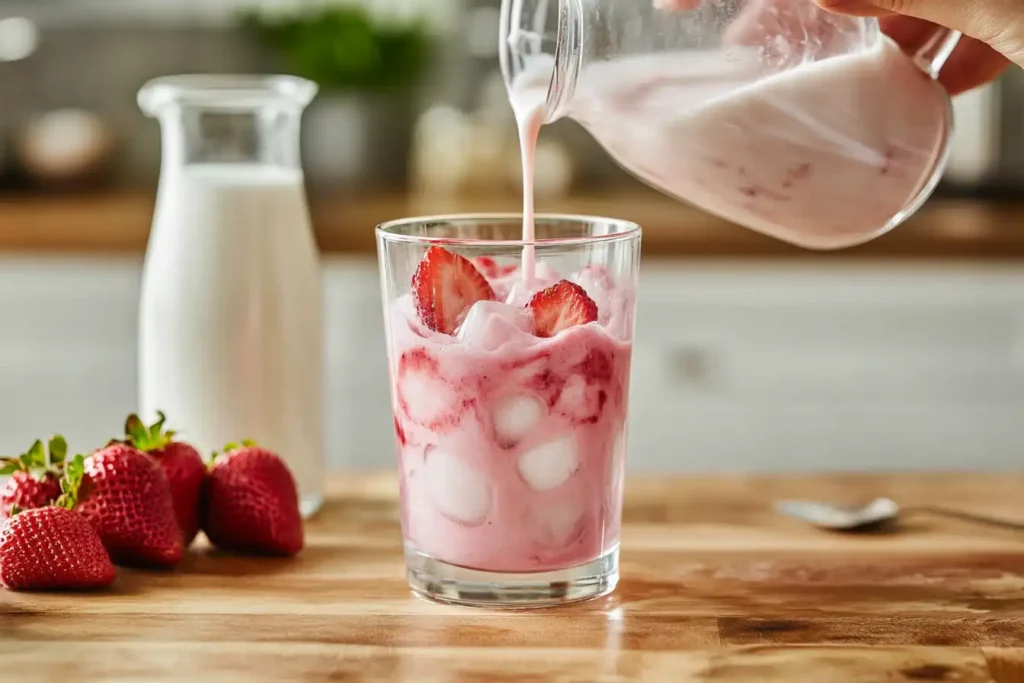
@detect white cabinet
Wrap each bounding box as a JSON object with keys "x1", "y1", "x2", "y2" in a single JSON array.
[
  {"x1": 0, "y1": 255, "x2": 1022, "y2": 472},
  {"x1": 629, "y1": 262, "x2": 1024, "y2": 471},
  {"x1": 322, "y1": 262, "x2": 394, "y2": 470}
]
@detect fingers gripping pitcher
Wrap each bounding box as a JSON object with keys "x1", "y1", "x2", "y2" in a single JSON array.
[{"x1": 500, "y1": 0, "x2": 959, "y2": 249}]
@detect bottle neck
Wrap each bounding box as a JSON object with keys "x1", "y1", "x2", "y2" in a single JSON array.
[{"x1": 155, "y1": 102, "x2": 304, "y2": 174}]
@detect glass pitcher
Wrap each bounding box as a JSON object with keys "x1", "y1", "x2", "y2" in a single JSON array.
[
  {"x1": 137, "y1": 75, "x2": 326, "y2": 517},
  {"x1": 500, "y1": 0, "x2": 959, "y2": 249}
]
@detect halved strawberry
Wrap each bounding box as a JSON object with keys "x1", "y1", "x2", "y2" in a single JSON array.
[
  {"x1": 526, "y1": 280, "x2": 599, "y2": 338},
  {"x1": 412, "y1": 247, "x2": 495, "y2": 335}
]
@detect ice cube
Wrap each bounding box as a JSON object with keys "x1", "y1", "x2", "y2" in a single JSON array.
[
  {"x1": 398, "y1": 351, "x2": 460, "y2": 428},
  {"x1": 503, "y1": 280, "x2": 534, "y2": 308},
  {"x1": 492, "y1": 393, "x2": 546, "y2": 445},
  {"x1": 490, "y1": 271, "x2": 520, "y2": 302},
  {"x1": 423, "y1": 448, "x2": 492, "y2": 525},
  {"x1": 559, "y1": 375, "x2": 586, "y2": 409},
  {"x1": 517, "y1": 435, "x2": 578, "y2": 491},
  {"x1": 573, "y1": 266, "x2": 615, "y2": 325},
  {"x1": 391, "y1": 294, "x2": 432, "y2": 340},
  {"x1": 557, "y1": 375, "x2": 605, "y2": 422},
  {"x1": 527, "y1": 500, "x2": 585, "y2": 548},
  {"x1": 573, "y1": 265, "x2": 614, "y2": 294},
  {"x1": 455, "y1": 300, "x2": 534, "y2": 351},
  {"x1": 533, "y1": 262, "x2": 562, "y2": 288},
  {"x1": 605, "y1": 292, "x2": 632, "y2": 339},
  {"x1": 503, "y1": 263, "x2": 562, "y2": 307}
]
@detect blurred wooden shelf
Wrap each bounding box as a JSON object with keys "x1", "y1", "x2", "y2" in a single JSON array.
[{"x1": 3, "y1": 190, "x2": 1024, "y2": 259}]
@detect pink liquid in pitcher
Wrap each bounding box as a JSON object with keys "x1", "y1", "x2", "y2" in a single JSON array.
[{"x1": 514, "y1": 36, "x2": 950, "y2": 249}]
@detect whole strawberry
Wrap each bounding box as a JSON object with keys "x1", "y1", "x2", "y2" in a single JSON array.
[
  {"x1": 202, "y1": 442, "x2": 303, "y2": 557},
  {"x1": 63, "y1": 446, "x2": 184, "y2": 569},
  {"x1": 0, "y1": 505, "x2": 116, "y2": 591},
  {"x1": 0, "y1": 436, "x2": 67, "y2": 518},
  {"x1": 121, "y1": 412, "x2": 206, "y2": 546}
]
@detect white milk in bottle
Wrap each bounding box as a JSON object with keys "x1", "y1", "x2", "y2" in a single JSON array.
[
  {"x1": 140, "y1": 163, "x2": 325, "y2": 516},
  {"x1": 138, "y1": 76, "x2": 325, "y2": 516}
]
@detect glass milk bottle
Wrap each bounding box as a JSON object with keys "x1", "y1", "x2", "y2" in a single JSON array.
[
  {"x1": 500, "y1": 0, "x2": 960, "y2": 250},
  {"x1": 138, "y1": 75, "x2": 325, "y2": 517}
]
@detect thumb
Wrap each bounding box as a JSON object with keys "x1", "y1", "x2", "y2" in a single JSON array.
[{"x1": 817, "y1": 0, "x2": 1024, "y2": 66}]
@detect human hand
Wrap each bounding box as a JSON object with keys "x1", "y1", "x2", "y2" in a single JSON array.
[
  {"x1": 657, "y1": 0, "x2": 1016, "y2": 94},
  {"x1": 816, "y1": 0, "x2": 1018, "y2": 95}
]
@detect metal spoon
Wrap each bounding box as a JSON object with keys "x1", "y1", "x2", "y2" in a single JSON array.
[{"x1": 775, "y1": 497, "x2": 1024, "y2": 532}]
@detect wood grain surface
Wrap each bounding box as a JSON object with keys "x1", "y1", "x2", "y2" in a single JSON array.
[
  {"x1": 2, "y1": 472, "x2": 1024, "y2": 682},
  {"x1": 3, "y1": 191, "x2": 1024, "y2": 259}
]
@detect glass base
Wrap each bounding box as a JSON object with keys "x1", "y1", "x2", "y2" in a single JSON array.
[
  {"x1": 300, "y1": 493, "x2": 323, "y2": 520},
  {"x1": 404, "y1": 544, "x2": 619, "y2": 609}
]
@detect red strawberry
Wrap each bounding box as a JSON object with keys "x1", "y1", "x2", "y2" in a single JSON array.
[
  {"x1": 1, "y1": 436, "x2": 67, "y2": 518},
  {"x1": 1, "y1": 472, "x2": 60, "y2": 517},
  {"x1": 121, "y1": 412, "x2": 206, "y2": 546},
  {"x1": 201, "y1": 442, "x2": 303, "y2": 557},
  {"x1": 63, "y1": 446, "x2": 183, "y2": 569},
  {"x1": 0, "y1": 506, "x2": 116, "y2": 591},
  {"x1": 412, "y1": 246, "x2": 495, "y2": 334},
  {"x1": 526, "y1": 280, "x2": 599, "y2": 338}
]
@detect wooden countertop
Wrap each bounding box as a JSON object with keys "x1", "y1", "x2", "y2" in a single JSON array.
[
  {"x1": 3, "y1": 191, "x2": 1024, "y2": 259},
  {"x1": 3, "y1": 472, "x2": 1024, "y2": 682}
]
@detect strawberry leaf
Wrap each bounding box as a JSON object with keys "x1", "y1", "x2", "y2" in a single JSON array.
[
  {"x1": 24, "y1": 440, "x2": 46, "y2": 470},
  {"x1": 56, "y1": 453, "x2": 86, "y2": 509},
  {"x1": 0, "y1": 459, "x2": 20, "y2": 476},
  {"x1": 150, "y1": 411, "x2": 167, "y2": 437},
  {"x1": 151, "y1": 412, "x2": 178, "y2": 442},
  {"x1": 125, "y1": 414, "x2": 148, "y2": 441},
  {"x1": 47, "y1": 435, "x2": 67, "y2": 466},
  {"x1": 124, "y1": 412, "x2": 173, "y2": 452},
  {"x1": 9, "y1": 504, "x2": 22, "y2": 517}
]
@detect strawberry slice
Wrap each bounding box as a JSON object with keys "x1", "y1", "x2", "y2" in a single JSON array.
[
  {"x1": 526, "y1": 280, "x2": 599, "y2": 338},
  {"x1": 412, "y1": 247, "x2": 495, "y2": 335}
]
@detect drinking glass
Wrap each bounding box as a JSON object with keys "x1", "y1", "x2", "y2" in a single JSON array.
[
  {"x1": 500, "y1": 0, "x2": 959, "y2": 249},
  {"x1": 377, "y1": 214, "x2": 640, "y2": 607}
]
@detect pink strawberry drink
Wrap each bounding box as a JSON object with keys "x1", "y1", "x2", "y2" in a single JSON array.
[{"x1": 388, "y1": 247, "x2": 635, "y2": 573}]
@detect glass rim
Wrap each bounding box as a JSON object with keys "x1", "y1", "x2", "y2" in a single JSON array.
[
  {"x1": 138, "y1": 74, "x2": 317, "y2": 116},
  {"x1": 375, "y1": 213, "x2": 642, "y2": 248}
]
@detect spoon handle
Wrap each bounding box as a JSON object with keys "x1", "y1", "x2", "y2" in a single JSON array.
[{"x1": 904, "y1": 506, "x2": 1024, "y2": 532}]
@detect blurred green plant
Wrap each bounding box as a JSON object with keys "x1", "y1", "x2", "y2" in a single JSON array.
[{"x1": 240, "y1": 6, "x2": 430, "y2": 93}]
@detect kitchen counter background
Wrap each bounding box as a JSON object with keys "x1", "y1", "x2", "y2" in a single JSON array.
[
  {"x1": 2, "y1": 253, "x2": 1022, "y2": 472},
  {"x1": 4, "y1": 191, "x2": 1024, "y2": 259}
]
